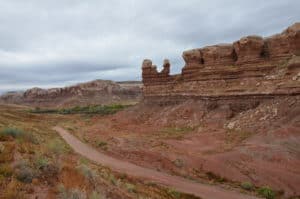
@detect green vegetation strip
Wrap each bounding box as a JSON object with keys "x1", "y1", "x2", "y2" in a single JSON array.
[{"x1": 29, "y1": 104, "x2": 131, "y2": 115}]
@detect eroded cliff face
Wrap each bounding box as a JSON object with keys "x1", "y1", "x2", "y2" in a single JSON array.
[{"x1": 142, "y1": 23, "x2": 300, "y2": 106}]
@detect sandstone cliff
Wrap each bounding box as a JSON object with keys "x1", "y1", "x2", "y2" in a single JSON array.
[
  {"x1": 0, "y1": 80, "x2": 142, "y2": 108},
  {"x1": 142, "y1": 23, "x2": 300, "y2": 107}
]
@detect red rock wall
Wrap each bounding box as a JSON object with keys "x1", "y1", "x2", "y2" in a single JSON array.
[{"x1": 142, "y1": 23, "x2": 300, "y2": 101}]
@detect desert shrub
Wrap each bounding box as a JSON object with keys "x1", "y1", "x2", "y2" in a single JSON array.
[
  {"x1": 95, "y1": 140, "x2": 108, "y2": 150},
  {"x1": 57, "y1": 184, "x2": 87, "y2": 199},
  {"x1": 79, "y1": 158, "x2": 89, "y2": 165},
  {"x1": 0, "y1": 164, "x2": 13, "y2": 177},
  {"x1": 15, "y1": 167, "x2": 35, "y2": 183},
  {"x1": 173, "y1": 159, "x2": 184, "y2": 168},
  {"x1": 108, "y1": 173, "x2": 119, "y2": 186},
  {"x1": 257, "y1": 186, "x2": 276, "y2": 199},
  {"x1": 38, "y1": 162, "x2": 60, "y2": 181},
  {"x1": 76, "y1": 164, "x2": 97, "y2": 182},
  {"x1": 34, "y1": 156, "x2": 49, "y2": 170},
  {"x1": 125, "y1": 183, "x2": 136, "y2": 193},
  {"x1": 167, "y1": 188, "x2": 181, "y2": 199},
  {"x1": 14, "y1": 160, "x2": 36, "y2": 183},
  {"x1": 205, "y1": 171, "x2": 226, "y2": 183},
  {"x1": 241, "y1": 182, "x2": 254, "y2": 191},
  {"x1": 47, "y1": 138, "x2": 70, "y2": 155}
]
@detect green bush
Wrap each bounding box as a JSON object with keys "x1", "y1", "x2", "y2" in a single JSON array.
[
  {"x1": 96, "y1": 140, "x2": 108, "y2": 150},
  {"x1": 257, "y1": 186, "x2": 276, "y2": 199},
  {"x1": 241, "y1": 182, "x2": 254, "y2": 191},
  {"x1": 167, "y1": 188, "x2": 181, "y2": 199},
  {"x1": 34, "y1": 156, "x2": 49, "y2": 170},
  {"x1": 125, "y1": 183, "x2": 136, "y2": 193}
]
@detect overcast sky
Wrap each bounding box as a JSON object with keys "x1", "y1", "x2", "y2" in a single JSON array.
[{"x1": 0, "y1": 0, "x2": 299, "y2": 93}]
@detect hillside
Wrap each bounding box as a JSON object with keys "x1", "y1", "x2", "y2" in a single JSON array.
[{"x1": 0, "y1": 80, "x2": 142, "y2": 108}]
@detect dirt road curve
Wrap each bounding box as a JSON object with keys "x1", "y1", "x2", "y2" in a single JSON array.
[{"x1": 53, "y1": 126, "x2": 258, "y2": 199}]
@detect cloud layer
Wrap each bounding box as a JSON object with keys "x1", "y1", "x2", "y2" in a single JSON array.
[{"x1": 0, "y1": 0, "x2": 299, "y2": 93}]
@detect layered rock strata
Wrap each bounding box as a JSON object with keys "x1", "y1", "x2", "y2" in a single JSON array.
[{"x1": 142, "y1": 23, "x2": 300, "y2": 106}]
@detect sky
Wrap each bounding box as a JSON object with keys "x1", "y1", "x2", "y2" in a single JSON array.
[{"x1": 0, "y1": 0, "x2": 299, "y2": 93}]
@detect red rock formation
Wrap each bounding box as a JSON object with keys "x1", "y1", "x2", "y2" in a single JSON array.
[{"x1": 142, "y1": 23, "x2": 300, "y2": 104}]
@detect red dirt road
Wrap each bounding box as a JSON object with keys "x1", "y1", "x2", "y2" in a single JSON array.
[{"x1": 53, "y1": 126, "x2": 258, "y2": 199}]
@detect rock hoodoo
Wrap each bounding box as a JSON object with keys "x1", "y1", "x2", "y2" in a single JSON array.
[{"x1": 142, "y1": 23, "x2": 300, "y2": 105}]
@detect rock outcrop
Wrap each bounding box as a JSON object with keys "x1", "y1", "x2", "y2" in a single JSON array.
[
  {"x1": 142, "y1": 23, "x2": 300, "y2": 107},
  {"x1": 0, "y1": 80, "x2": 142, "y2": 108}
]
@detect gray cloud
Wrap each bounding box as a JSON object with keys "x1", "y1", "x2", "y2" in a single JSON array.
[{"x1": 0, "y1": 0, "x2": 299, "y2": 93}]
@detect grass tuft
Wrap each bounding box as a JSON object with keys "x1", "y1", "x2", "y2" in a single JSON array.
[
  {"x1": 241, "y1": 181, "x2": 254, "y2": 191},
  {"x1": 125, "y1": 182, "x2": 137, "y2": 193},
  {"x1": 167, "y1": 188, "x2": 181, "y2": 199},
  {"x1": 34, "y1": 155, "x2": 49, "y2": 170},
  {"x1": 257, "y1": 186, "x2": 276, "y2": 199}
]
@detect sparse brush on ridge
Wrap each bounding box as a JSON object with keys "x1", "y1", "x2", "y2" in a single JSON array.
[{"x1": 29, "y1": 104, "x2": 131, "y2": 115}]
